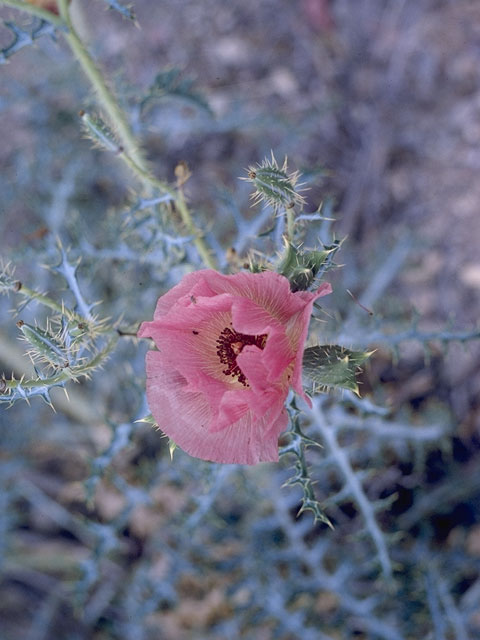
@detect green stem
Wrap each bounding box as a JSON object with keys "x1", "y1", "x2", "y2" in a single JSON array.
[
  {"x1": 176, "y1": 190, "x2": 216, "y2": 269},
  {"x1": 57, "y1": 0, "x2": 216, "y2": 268},
  {"x1": 57, "y1": 0, "x2": 148, "y2": 174},
  {"x1": 121, "y1": 152, "x2": 172, "y2": 196},
  {"x1": 1, "y1": 0, "x2": 217, "y2": 270},
  {"x1": 0, "y1": 0, "x2": 64, "y2": 27},
  {"x1": 15, "y1": 283, "x2": 65, "y2": 315},
  {"x1": 286, "y1": 204, "x2": 295, "y2": 242},
  {"x1": 121, "y1": 156, "x2": 216, "y2": 267}
]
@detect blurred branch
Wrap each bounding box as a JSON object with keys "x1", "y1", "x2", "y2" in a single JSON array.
[
  {"x1": 433, "y1": 565, "x2": 470, "y2": 640},
  {"x1": 358, "y1": 236, "x2": 411, "y2": 310},
  {"x1": 361, "y1": 326, "x2": 480, "y2": 350},
  {"x1": 310, "y1": 399, "x2": 393, "y2": 580}
]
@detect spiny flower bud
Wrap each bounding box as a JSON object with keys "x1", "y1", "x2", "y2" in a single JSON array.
[
  {"x1": 302, "y1": 345, "x2": 373, "y2": 396},
  {"x1": 243, "y1": 153, "x2": 306, "y2": 211}
]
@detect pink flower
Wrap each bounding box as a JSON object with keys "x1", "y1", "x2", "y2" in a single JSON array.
[{"x1": 138, "y1": 270, "x2": 331, "y2": 464}]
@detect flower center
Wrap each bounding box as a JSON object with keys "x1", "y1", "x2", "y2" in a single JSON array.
[{"x1": 216, "y1": 326, "x2": 267, "y2": 386}]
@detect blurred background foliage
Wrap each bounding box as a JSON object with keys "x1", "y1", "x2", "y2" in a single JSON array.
[{"x1": 1, "y1": 0, "x2": 480, "y2": 638}]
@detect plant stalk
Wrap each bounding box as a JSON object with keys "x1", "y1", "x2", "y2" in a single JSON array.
[{"x1": 56, "y1": 0, "x2": 148, "y2": 174}]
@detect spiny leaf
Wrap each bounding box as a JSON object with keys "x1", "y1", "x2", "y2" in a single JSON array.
[{"x1": 303, "y1": 345, "x2": 373, "y2": 395}]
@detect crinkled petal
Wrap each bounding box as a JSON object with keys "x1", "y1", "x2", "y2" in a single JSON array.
[
  {"x1": 210, "y1": 389, "x2": 251, "y2": 432},
  {"x1": 236, "y1": 345, "x2": 289, "y2": 412},
  {"x1": 146, "y1": 352, "x2": 287, "y2": 464},
  {"x1": 232, "y1": 298, "x2": 294, "y2": 381},
  {"x1": 195, "y1": 270, "x2": 309, "y2": 323}
]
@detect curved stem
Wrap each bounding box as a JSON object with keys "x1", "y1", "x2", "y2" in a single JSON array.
[
  {"x1": 56, "y1": 0, "x2": 216, "y2": 268},
  {"x1": 57, "y1": 0, "x2": 148, "y2": 174},
  {"x1": 1, "y1": 0, "x2": 218, "y2": 270}
]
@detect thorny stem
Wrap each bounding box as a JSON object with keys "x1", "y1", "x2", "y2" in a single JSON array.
[
  {"x1": 55, "y1": 0, "x2": 216, "y2": 268},
  {"x1": 1, "y1": 0, "x2": 217, "y2": 269},
  {"x1": 286, "y1": 204, "x2": 296, "y2": 242},
  {"x1": 56, "y1": 0, "x2": 148, "y2": 174},
  {"x1": 120, "y1": 152, "x2": 172, "y2": 196},
  {"x1": 176, "y1": 188, "x2": 216, "y2": 269},
  {"x1": 0, "y1": 0, "x2": 217, "y2": 269},
  {"x1": 120, "y1": 149, "x2": 216, "y2": 268},
  {"x1": 13, "y1": 283, "x2": 65, "y2": 316}
]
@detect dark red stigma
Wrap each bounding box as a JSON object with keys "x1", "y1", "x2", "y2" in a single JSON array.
[{"x1": 216, "y1": 326, "x2": 267, "y2": 386}]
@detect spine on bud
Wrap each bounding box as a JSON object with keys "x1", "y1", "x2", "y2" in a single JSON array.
[
  {"x1": 17, "y1": 321, "x2": 69, "y2": 369},
  {"x1": 243, "y1": 154, "x2": 306, "y2": 211},
  {"x1": 80, "y1": 110, "x2": 123, "y2": 154}
]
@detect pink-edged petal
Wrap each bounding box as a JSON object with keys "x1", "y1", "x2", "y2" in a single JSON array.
[
  {"x1": 145, "y1": 350, "x2": 212, "y2": 437},
  {"x1": 237, "y1": 345, "x2": 283, "y2": 399},
  {"x1": 261, "y1": 328, "x2": 295, "y2": 381},
  {"x1": 231, "y1": 296, "x2": 279, "y2": 334},
  {"x1": 146, "y1": 350, "x2": 288, "y2": 463},
  {"x1": 231, "y1": 298, "x2": 294, "y2": 381},
  {"x1": 294, "y1": 281, "x2": 332, "y2": 304}
]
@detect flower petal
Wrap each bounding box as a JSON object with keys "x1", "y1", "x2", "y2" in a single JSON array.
[
  {"x1": 139, "y1": 271, "x2": 332, "y2": 464},
  {"x1": 146, "y1": 352, "x2": 287, "y2": 463}
]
